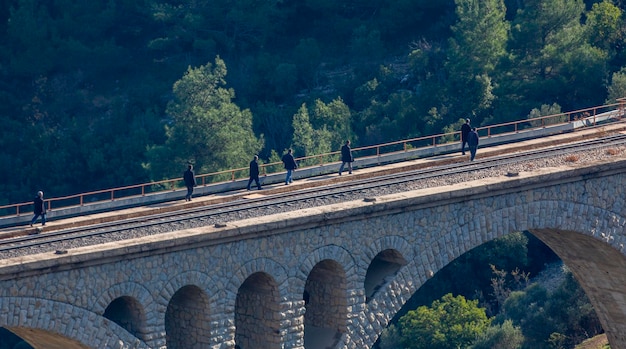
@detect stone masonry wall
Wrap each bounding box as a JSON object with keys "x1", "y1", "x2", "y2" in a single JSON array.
[{"x1": 0, "y1": 159, "x2": 626, "y2": 348}]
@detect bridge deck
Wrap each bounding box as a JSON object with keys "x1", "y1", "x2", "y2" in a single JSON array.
[{"x1": 2, "y1": 120, "x2": 626, "y2": 240}]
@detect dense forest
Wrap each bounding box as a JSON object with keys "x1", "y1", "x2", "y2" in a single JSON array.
[
  {"x1": 2, "y1": 0, "x2": 626, "y2": 204},
  {"x1": 0, "y1": 1, "x2": 621, "y2": 347}
]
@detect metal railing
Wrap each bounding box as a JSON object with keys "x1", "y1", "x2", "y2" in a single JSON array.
[{"x1": 1, "y1": 101, "x2": 623, "y2": 218}]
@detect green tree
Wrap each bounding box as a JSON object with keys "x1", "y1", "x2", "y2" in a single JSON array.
[
  {"x1": 501, "y1": 270, "x2": 602, "y2": 349},
  {"x1": 470, "y1": 320, "x2": 525, "y2": 349},
  {"x1": 378, "y1": 324, "x2": 402, "y2": 349},
  {"x1": 146, "y1": 56, "x2": 263, "y2": 180},
  {"x1": 148, "y1": 0, "x2": 283, "y2": 60},
  {"x1": 294, "y1": 38, "x2": 322, "y2": 88},
  {"x1": 350, "y1": 25, "x2": 385, "y2": 65},
  {"x1": 444, "y1": 0, "x2": 509, "y2": 122},
  {"x1": 291, "y1": 103, "x2": 333, "y2": 166},
  {"x1": 398, "y1": 293, "x2": 491, "y2": 349},
  {"x1": 606, "y1": 68, "x2": 626, "y2": 102},
  {"x1": 501, "y1": 284, "x2": 555, "y2": 349},
  {"x1": 546, "y1": 272, "x2": 603, "y2": 348},
  {"x1": 527, "y1": 103, "x2": 564, "y2": 127},
  {"x1": 585, "y1": 1, "x2": 623, "y2": 54},
  {"x1": 495, "y1": 0, "x2": 587, "y2": 117},
  {"x1": 290, "y1": 97, "x2": 353, "y2": 166},
  {"x1": 558, "y1": 44, "x2": 608, "y2": 108},
  {"x1": 311, "y1": 97, "x2": 353, "y2": 149}
]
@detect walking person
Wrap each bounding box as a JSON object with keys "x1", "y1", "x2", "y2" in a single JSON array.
[
  {"x1": 338, "y1": 140, "x2": 354, "y2": 175},
  {"x1": 30, "y1": 191, "x2": 46, "y2": 227},
  {"x1": 281, "y1": 149, "x2": 298, "y2": 185},
  {"x1": 183, "y1": 164, "x2": 196, "y2": 201},
  {"x1": 247, "y1": 155, "x2": 262, "y2": 190},
  {"x1": 468, "y1": 127, "x2": 480, "y2": 161},
  {"x1": 461, "y1": 118, "x2": 471, "y2": 155}
]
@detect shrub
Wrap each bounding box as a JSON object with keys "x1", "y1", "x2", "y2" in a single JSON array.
[
  {"x1": 471, "y1": 319, "x2": 525, "y2": 349},
  {"x1": 398, "y1": 293, "x2": 491, "y2": 349}
]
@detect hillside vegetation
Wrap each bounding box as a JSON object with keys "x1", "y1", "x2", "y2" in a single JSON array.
[
  {"x1": 2, "y1": 0, "x2": 626, "y2": 203},
  {"x1": 377, "y1": 233, "x2": 605, "y2": 349}
]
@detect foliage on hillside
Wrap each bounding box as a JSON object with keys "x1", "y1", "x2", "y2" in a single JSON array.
[
  {"x1": 2, "y1": 0, "x2": 626, "y2": 203},
  {"x1": 378, "y1": 232, "x2": 604, "y2": 349}
]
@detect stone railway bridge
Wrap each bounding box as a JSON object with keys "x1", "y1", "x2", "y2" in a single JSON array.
[{"x1": 2, "y1": 157, "x2": 626, "y2": 349}]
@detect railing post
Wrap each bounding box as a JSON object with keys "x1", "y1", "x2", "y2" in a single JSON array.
[{"x1": 618, "y1": 97, "x2": 626, "y2": 119}]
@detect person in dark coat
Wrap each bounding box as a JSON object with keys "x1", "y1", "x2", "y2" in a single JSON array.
[
  {"x1": 247, "y1": 155, "x2": 262, "y2": 190},
  {"x1": 281, "y1": 149, "x2": 298, "y2": 185},
  {"x1": 30, "y1": 191, "x2": 46, "y2": 227},
  {"x1": 339, "y1": 140, "x2": 354, "y2": 175},
  {"x1": 467, "y1": 127, "x2": 480, "y2": 161},
  {"x1": 461, "y1": 118, "x2": 471, "y2": 155},
  {"x1": 183, "y1": 164, "x2": 197, "y2": 201}
]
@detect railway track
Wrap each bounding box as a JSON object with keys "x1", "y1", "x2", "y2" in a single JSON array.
[{"x1": 1, "y1": 133, "x2": 626, "y2": 259}]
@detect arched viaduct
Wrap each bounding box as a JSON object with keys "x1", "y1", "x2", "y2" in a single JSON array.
[{"x1": 2, "y1": 157, "x2": 626, "y2": 349}]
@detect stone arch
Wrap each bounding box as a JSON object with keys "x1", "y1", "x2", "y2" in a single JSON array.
[
  {"x1": 221, "y1": 258, "x2": 288, "y2": 349},
  {"x1": 235, "y1": 272, "x2": 281, "y2": 349},
  {"x1": 362, "y1": 236, "x2": 411, "y2": 302},
  {"x1": 297, "y1": 244, "x2": 357, "y2": 288},
  {"x1": 529, "y1": 228, "x2": 626, "y2": 347},
  {"x1": 160, "y1": 270, "x2": 215, "y2": 302},
  {"x1": 355, "y1": 199, "x2": 626, "y2": 349},
  {"x1": 362, "y1": 235, "x2": 414, "y2": 264},
  {"x1": 94, "y1": 282, "x2": 153, "y2": 342},
  {"x1": 225, "y1": 257, "x2": 289, "y2": 308},
  {"x1": 160, "y1": 271, "x2": 214, "y2": 349},
  {"x1": 229, "y1": 257, "x2": 289, "y2": 287},
  {"x1": 103, "y1": 296, "x2": 148, "y2": 342},
  {"x1": 303, "y1": 259, "x2": 348, "y2": 349},
  {"x1": 298, "y1": 246, "x2": 353, "y2": 349},
  {"x1": 0, "y1": 297, "x2": 149, "y2": 348},
  {"x1": 93, "y1": 281, "x2": 154, "y2": 315}
]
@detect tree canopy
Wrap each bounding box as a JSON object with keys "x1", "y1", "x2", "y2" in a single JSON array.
[
  {"x1": 1, "y1": 0, "x2": 626, "y2": 203},
  {"x1": 146, "y1": 57, "x2": 263, "y2": 180},
  {"x1": 398, "y1": 293, "x2": 491, "y2": 349}
]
